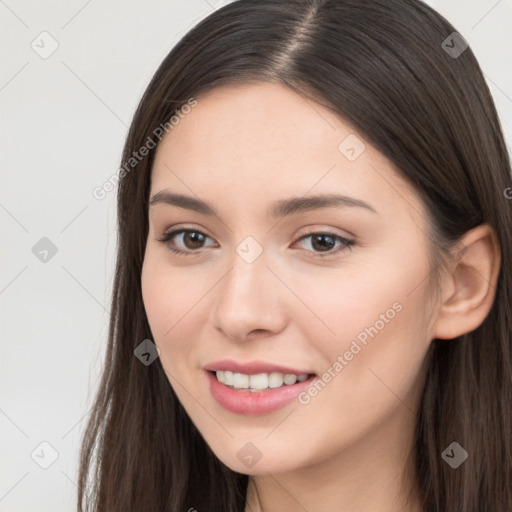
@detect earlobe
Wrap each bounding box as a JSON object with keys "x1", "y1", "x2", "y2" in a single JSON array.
[{"x1": 432, "y1": 224, "x2": 501, "y2": 340}]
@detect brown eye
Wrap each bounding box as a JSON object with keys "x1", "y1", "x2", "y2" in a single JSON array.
[
  {"x1": 311, "y1": 234, "x2": 336, "y2": 252},
  {"x1": 181, "y1": 231, "x2": 207, "y2": 249},
  {"x1": 156, "y1": 229, "x2": 216, "y2": 255},
  {"x1": 293, "y1": 232, "x2": 354, "y2": 257}
]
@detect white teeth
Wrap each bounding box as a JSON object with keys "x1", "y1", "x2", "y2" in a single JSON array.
[
  {"x1": 283, "y1": 373, "x2": 297, "y2": 385},
  {"x1": 224, "y1": 371, "x2": 234, "y2": 386},
  {"x1": 268, "y1": 372, "x2": 284, "y2": 388},
  {"x1": 249, "y1": 373, "x2": 268, "y2": 389},
  {"x1": 214, "y1": 371, "x2": 310, "y2": 390},
  {"x1": 232, "y1": 372, "x2": 249, "y2": 389}
]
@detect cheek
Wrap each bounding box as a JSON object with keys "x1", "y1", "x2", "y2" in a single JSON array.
[
  {"x1": 306, "y1": 239, "x2": 431, "y2": 344},
  {"x1": 291, "y1": 246, "x2": 432, "y2": 397},
  {"x1": 141, "y1": 258, "x2": 196, "y2": 389},
  {"x1": 141, "y1": 252, "x2": 216, "y2": 389},
  {"x1": 287, "y1": 263, "x2": 409, "y2": 347},
  {"x1": 141, "y1": 253, "x2": 201, "y2": 340}
]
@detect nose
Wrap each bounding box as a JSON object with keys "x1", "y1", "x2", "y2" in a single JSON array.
[{"x1": 210, "y1": 247, "x2": 288, "y2": 342}]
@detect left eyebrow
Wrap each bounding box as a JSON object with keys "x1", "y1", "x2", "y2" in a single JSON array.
[
  {"x1": 268, "y1": 194, "x2": 378, "y2": 217},
  {"x1": 148, "y1": 191, "x2": 378, "y2": 217}
]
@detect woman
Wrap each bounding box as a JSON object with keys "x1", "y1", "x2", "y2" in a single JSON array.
[{"x1": 77, "y1": 1, "x2": 512, "y2": 510}]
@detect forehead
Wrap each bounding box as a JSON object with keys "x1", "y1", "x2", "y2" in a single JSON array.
[
  {"x1": 149, "y1": 82, "x2": 424, "y2": 222},
  {"x1": 155, "y1": 82, "x2": 351, "y2": 168}
]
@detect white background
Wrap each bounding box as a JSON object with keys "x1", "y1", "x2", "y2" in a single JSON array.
[{"x1": 1, "y1": 0, "x2": 511, "y2": 510}]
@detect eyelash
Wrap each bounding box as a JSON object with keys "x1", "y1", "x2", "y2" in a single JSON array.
[{"x1": 155, "y1": 228, "x2": 354, "y2": 258}]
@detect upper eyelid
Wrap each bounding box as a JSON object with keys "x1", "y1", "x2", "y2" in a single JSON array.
[
  {"x1": 161, "y1": 225, "x2": 352, "y2": 238},
  {"x1": 161, "y1": 227, "x2": 216, "y2": 243},
  {"x1": 160, "y1": 227, "x2": 354, "y2": 248}
]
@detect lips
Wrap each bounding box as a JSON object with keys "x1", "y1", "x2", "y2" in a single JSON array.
[
  {"x1": 203, "y1": 359, "x2": 315, "y2": 376},
  {"x1": 205, "y1": 370, "x2": 317, "y2": 415}
]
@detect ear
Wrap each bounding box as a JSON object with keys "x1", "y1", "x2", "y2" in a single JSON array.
[{"x1": 432, "y1": 224, "x2": 501, "y2": 340}]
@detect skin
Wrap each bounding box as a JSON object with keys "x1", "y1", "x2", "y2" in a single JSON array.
[{"x1": 141, "y1": 82, "x2": 500, "y2": 512}]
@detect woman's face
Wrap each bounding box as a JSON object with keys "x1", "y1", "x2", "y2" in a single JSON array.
[{"x1": 141, "y1": 82, "x2": 438, "y2": 475}]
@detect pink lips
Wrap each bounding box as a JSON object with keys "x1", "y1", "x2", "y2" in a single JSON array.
[
  {"x1": 203, "y1": 359, "x2": 314, "y2": 376},
  {"x1": 204, "y1": 361, "x2": 317, "y2": 415}
]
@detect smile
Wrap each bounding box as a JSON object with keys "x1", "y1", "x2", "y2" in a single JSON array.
[
  {"x1": 205, "y1": 370, "x2": 317, "y2": 415},
  {"x1": 214, "y1": 370, "x2": 310, "y2": 391}
]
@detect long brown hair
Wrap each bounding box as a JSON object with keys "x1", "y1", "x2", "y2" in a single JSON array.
[{"x1": 77, "y1": 1, "x2": 512, "y2": 510}]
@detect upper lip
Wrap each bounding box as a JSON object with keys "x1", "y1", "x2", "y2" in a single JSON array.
[{"x1": 204, "y1": 359, "x2": 315, "y2": 376}]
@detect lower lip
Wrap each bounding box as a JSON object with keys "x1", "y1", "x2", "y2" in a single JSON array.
[{"x1": 205, "y1": 370, "x2": 317, "y2": 416}]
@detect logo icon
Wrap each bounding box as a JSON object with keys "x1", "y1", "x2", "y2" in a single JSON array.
[
  {"x1": 441, "y1": 441, "x2": 468, "y2": 468},
  {"x1": 32, "y1": 237, "x2": 58, "y2": 263},
  {"x1": 31, "y1": 31, "x2": 59, "y2": 59},
  {"x1": 338, "y1": 134, "x2": 366, "y2": 161},
  {"x1": 31, "y1": 441, "x2": 59, "y2": 469},
  {"x1": 134, "y1": 339, "x2": 161, "y2": 366},
  {"x1": 237, "y1": 442, "x2": 263, "y2": 469},
  {"x1": 236, "y1": 236, "x2": 263, "y2": 264},
  {"x1": 441, "y1": 32, "x2": 469, "y2": 59}
]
